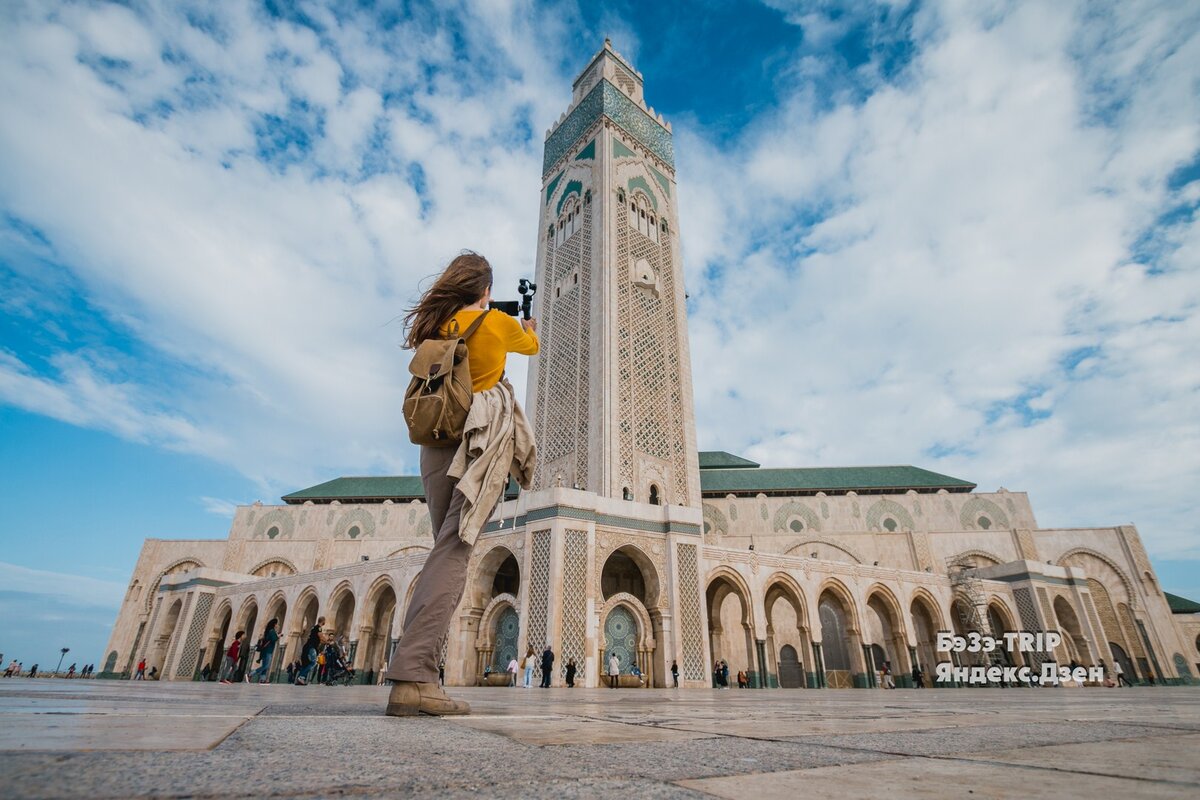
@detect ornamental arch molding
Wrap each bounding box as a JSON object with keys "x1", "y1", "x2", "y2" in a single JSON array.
[
  {"x1": 763, "y1": 572, "x2": 809, "y2": 633},
  {"x1": 816, "y1": 577, "x2": 863, "y2": 634},
  {"x1": 145, "y1": 558, "x2": 206, "y2": 611},
  {"x1": 597, "y1": 592, "x2": 656, "y2": 650},
  {"x1": 947, "y1": 550, "x2": 1006, "y2": 568},
  {"x1": 1056, "y1": 548, "x2": 1135, "y2": 601},
  {"x1": 247, "y1": 557, "x2": 298, "y2": 578},
  {"x1": 478, "y1": 593, "x2": 519, "y2": 649},
  {"x1": 909, "y1": 587, "x2": 947, "y2": 630},
  {"x1": 785, "y1": 538, "x2": 864, "y2": 565}
]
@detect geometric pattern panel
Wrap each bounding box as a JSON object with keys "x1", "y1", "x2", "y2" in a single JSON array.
[
  {"x1": 543, "y1": 80, "x2": 674, "y2": 177},
  {"x1": 561, "y1": 530, "x2": 588, "y2": 676},
  {"x1": 492, "y1": 607, "x2": 520, "y2": 670},
  {"x1": 772, "y1": 501, "x2": 821, "y2": 534},
  {"x1": 141, "y1": 597, "x2": 163, "y2": 659},
  {"x1": 164, "y1": 593, "x2": 193, "y2": 676},
  {"x1": 865, "y1": 499, "x2": 914, "y2": 532},
  {"x1": 527, "y1": 530, "x2": 552, "y2": 653},
  {"x1": 176, "y1": 593, "x2": 213, "y2": 678},
  {"x1": 959, "y1": 497, "x2": 1010, "y2": 531},
  {"x1": 675, "y1": 543, "x2": 706, "y2": 681},
  {"x1": 604, "y1": 605, "x2": 637, "y2": 674}
]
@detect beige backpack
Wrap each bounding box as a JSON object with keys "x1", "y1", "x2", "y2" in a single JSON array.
[{"x1": 403, "y1": 310, "x2": 490, "y2": 447}]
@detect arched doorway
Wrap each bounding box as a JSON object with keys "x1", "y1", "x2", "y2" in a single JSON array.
[
  {"x1": 986, "y1": 602, "x2": 1021, "y2": 669},
  {"x1": 288, "y1": 590, "x2": 320, "y2": 676},
  {"x1": 910, "y1": 593, "x2": 942, "y2": 682},
  {"x1": 1110, "y1": 641, "x2": 1136, "y2": 683},
  {"x1": 361, "y1": 580, "x2": 397, "y2": 684},
  {"x1": 817, "y1": 587, "x2": 861, "y2": 688},
  {"x1": 778, "y1": 645, "x2": 803, "y2": 688},
  {"x1": 329, "y1": 586, "x2": 356, "y2": 664},
  {"x1": 706, "y1": 572, "x2": 755, "y2": 687},
  {"x1": 601, "y1": 546, "x2": 661, "y2": 686},
  {"x1": 261, "y1": 593, "x2": 288, "y2": 682},
  {"x1": 864, "y1": 589, "x2": 909, "y2": 687},
  {"x1": 1053, "y1": 596, "x2": 1092, "y2": 664},
  {"x1": 764, "y1": 578, "x2": 809, "y2": 689},
  {"x1": 206, "y1": 604, "x2": 233, "y2": 679},
  {"x1": 149, "y1": 598, "x2": 184, "y2": 676},
  {"x1": 235, "y1": 599, "x2": 260, "y2": 681}
]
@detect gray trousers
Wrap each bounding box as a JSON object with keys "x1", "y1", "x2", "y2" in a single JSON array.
[{"x1": 384, "y1": 445, "x2": 472, "y2": 684}]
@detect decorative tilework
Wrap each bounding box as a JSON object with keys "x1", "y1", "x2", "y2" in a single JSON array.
[
  {"x1": 481, "y1": 505, "x2": 700, "y2": 536},
  {"x1": 164, "y1": 593, "x2": 193, "y2": 675},
  {"x1": 543, "y1": 80, "x2": 673, "y2": 177},
  {"x1": 627, "y1": 176, "x2": 658, "y2": 210},
  {"x1": 177, "y1": 593, "x2": 213, "y2": 677},
  {"x1": 575, "y1": 139, "x2": 595, "y2": 160},
  {"x1": 532, "y1": 201, "x2": 590, "y2": 491},
  {"x1": 676, "y1": 543, "x2": 706, "y2": 681},
  {"x1": 527, "y1": 530, "x2": 552, "y2": 651},
  {"x1": 556, "y1": 180, "x2": 583, "y2": 215},
  {"x1": 865, "y1": 499, "x2": 915, "y2": 531},
  {"x1": 959, "y1": 497, "x2": 1010, "y2": 530},
  {"x1": 1013, "y1": 587, "x2": 1048, "y2": 667},
  {"x1": 545, "y1": 171, "x2": 564, "y2": 204},
  {"x1": 1016, "y1": 529, "x2": 1039, "y2": 560},
  {"x1": 562, "y1": 530, "x2": 588, "y2": 673},
  {"x1": 648, "y1": 164, "x2": 671, "y2": 198},
  {"x1": 335, "y1": 507, "x2": 377, "y2": 539},
  {"x1": 612, "y1": 137, "x2": 636, "y2": 158},
  {"x1": 253, "y1": 508, "x2": 296, "y2": 540},
  {"x1": 772, "y1": 501, "x2": 822, "y2": 533},
  {"x1": 702, "y1": 503, "x2": 727, "y2": 538}
]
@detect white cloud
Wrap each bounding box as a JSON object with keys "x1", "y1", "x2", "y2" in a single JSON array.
[
  {"x1": 679, "y1": 0, "x2": 1200, "y2": 557},
  {"x1": 0, "y1": 561, "x2": 125, "y2": 609},
  {"x1": 0, "y1": 0, "x2": 1196, "y2": 572}
]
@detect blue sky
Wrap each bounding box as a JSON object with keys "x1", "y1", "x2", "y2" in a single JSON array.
[{"x1": 1, "y1": 0, "x2": 1198, "y2": 671}]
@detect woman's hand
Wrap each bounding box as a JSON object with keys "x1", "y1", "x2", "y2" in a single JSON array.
[{"x1": 521, "y1": 317, "x2": 538, "y2": 334}]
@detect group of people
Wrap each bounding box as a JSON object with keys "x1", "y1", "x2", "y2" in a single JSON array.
[
  {"x1": 2, "y1": 661, "x2": 91, "y2": 679},
  {"x1": 3, "y1": 660, "x2": 39, "y2": 678}
]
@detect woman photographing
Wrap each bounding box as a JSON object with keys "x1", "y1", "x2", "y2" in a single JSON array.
[{"x1": 384, "y1": 251, "x2": 538, "y2": 717}]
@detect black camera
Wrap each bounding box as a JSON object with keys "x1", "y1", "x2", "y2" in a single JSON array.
[{"x1": 490, "y1": 278, "x2": 537, "y2": 320}]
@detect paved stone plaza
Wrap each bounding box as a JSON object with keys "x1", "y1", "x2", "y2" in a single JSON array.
[{"x1": 1, "y1": 680, "x2": 1198, "y2": 798}]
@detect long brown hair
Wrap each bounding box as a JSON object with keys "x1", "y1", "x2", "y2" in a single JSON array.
[{"x1": 403, "y1": 251, "x2": 493, "y2": 348}]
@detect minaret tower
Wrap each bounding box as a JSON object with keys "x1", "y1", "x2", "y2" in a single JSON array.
[{"x1": 526, "y1": 40, "x2": 701, "y2": 508}]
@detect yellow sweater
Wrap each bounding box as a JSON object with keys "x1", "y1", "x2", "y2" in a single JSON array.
[{"x1": 442, "y1": 309, "x2": 539, "y2": 392}]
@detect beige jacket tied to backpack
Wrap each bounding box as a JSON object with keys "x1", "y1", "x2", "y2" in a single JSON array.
[{"x1": 448, "y1": 377, "x2": 535, "y2": 546}]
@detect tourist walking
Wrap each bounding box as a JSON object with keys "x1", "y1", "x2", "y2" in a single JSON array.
[
  {"x1": 28, "y1": 664, "x2": 37, "y2": 679},
  {"x1": 671, "y1": 660, "x2": 679, "y2": 688},
  {"x1": 382, "y1": 252, "x2": 537, "y2": 718},
  {"x1": 522, "y1": 647, "x2": 536, "y2": 689},
  {"x1": 134, "y1": 658, "x2": 146, "y2": 680},
  {"x1": 66, "y1": 663, "x2": 76, "y2": 678},
  {"x1": 565, "y1": 659, "x2": 576, "y2": 688},
  {"x1": 220, "y1": 631, "x2": 244, "y2": 683},
  {"x1": 1115, "y1": 659, "x2": 1132, "y2": 687},
  {"x1": 3, "y1": 660, "x2": 17, "y2": 677},
  {"x1": 507, "y1": 656, "x2": 518, "y2": 687},
  {"x1": 249, "y1": 618, "x2": 279, "y2": 684},
  {"x1": 608, "y1": 652, "x2": 620, "y2": 688},
  {"x1": 881, "y1": 661, "x2": 895, "y2": 689},
  {"x1": 912, "y1": 664, "x2": 924, "y2": 688},
  {"x1": 540, "y1": 645, "x2": 555, "y2": 688},
  {"x1": 296, "y1": 616, "x2": 324, "y2": 686}
]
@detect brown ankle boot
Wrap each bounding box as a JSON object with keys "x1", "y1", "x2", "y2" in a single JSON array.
[{"x1": 385, "y1": 681, "x2": 471, "y2": 717}]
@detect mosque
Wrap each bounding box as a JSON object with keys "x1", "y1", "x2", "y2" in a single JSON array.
[{"x1": 101, "y1": 41, "x2": 1199, "y2": 690}]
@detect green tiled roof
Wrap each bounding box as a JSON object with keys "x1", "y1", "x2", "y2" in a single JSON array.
[
  {"x1": 698, "y1": 451, "x2": 761, "y2": 470},
  {"x1": 1165, "y1": 591, "x2": 1200, "y2": 614},
  {"x1": 283, "y1": 476, "x2": 518, "y2": 504},
  {"x1": 700, "y1": 465, "x2": 975, "y2": 496}
]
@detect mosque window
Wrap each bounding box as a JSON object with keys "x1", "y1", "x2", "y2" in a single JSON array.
[
  {"x1": 977, "y1": 516, "x2": 992, "y2": 530},
  {"x1": 267, "y1": 526, "x2": 280, "y2": 539},
  {"x1": 882, "y1": 518, "x2": 897, "y2": 532},
  {"x1": 789, "y1": 519, "x2": 804, "y2": 532},
  {"x1": 555, "y1": 197, "x2": 582, "y2": 246},
  {"x1": 649, "y1": 484, "x2": 660, "y2": 505},
  {"x1": 627, "y1": 192, "x2": 658, "y2": 242},
  {"x1": 348, "y1": 525, "x2": 361, "y2": 539},
  {"x1": 622, "y1": 487, "x2": 633, "y2": 501}
]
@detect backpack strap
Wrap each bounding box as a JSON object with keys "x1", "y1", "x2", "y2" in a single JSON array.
[{"x1": 458, "y1": 308, "x2": 492, "y2": 340}]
